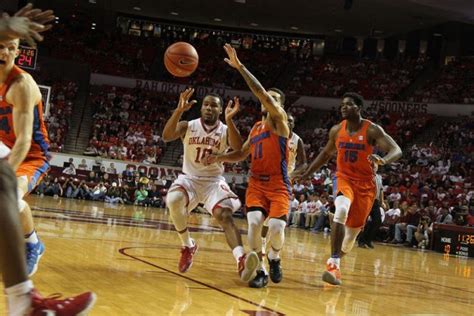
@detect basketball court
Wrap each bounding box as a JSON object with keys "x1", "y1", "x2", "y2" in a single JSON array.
[{"x1": 0, "y1": 195, "x2": 471, "y2": 315}]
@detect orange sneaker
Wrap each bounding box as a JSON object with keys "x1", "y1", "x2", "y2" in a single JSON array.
[{"x1": 322, "y1": 262, "x2": 342, "y2": 285}]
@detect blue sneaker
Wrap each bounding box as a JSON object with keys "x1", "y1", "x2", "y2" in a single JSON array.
[{"x1": 26, "y1": 239, "x2": 45, "y2": 277}]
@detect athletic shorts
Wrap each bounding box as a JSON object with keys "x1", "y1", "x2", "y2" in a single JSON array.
[
  {"x1": 169, "y1": 174, "x2": 241, "y2": 215},
  {"x1": 333, "y1": 176, "x2": 376, "y2": 228},
  {"x1": 16, "y1": 157, "x2": 50, "y2": 194},
  {"x1": 246, "y1": 176, "x2": 290, "y2": 219}
]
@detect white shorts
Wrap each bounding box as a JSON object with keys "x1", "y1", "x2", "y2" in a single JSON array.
[{"x1": 169, "y1": 174, "x2": 241, "y2": 215}]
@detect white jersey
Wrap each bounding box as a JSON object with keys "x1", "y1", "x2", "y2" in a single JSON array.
[
  {"x1": 287, "y1": 132, "x2": 301, "y2": 175},
  {"x1": 182, "y1": 119, "x2": 229, "y2": 177}
]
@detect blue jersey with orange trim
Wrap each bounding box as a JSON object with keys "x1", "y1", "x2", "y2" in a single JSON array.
[
  {"x1": 249, "y1": 121, "x2": 289, "y2": 180},
  {"x1": 0, "y1": 65, "x2": 50, "y2": 160},
  {"x1": 335, "y1": 119, "x2": 374, "y2": 181}
]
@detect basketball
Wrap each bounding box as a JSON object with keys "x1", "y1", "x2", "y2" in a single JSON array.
[{"x1": 164, "y1": 42, "x2": 199, "y2": 77}]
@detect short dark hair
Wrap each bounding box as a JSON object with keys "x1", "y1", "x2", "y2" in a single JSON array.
[
  {"x1": 204, "y1": 93, "x2": 223, "y2": 107},
  {"x1": 268, "y1": 87, "x2": 286, "y2": 106},
  {"x1": 342, "y1": 92, "x2": 364, "y2": 109}
]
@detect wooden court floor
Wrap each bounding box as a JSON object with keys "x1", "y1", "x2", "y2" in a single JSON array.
[{"x1": 1, "y1": 195, "x2": 473, "y2": 315}]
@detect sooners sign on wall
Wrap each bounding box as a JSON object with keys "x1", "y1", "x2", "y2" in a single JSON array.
[{"x1": 90, "y1": 73, "x2": 474, "y2": 117}]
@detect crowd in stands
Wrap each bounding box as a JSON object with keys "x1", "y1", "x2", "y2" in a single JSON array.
[
  {"x1": 30, "y1": 70, "x2": 78, "y2": 153},
  {"x1": 287, "y1": 56, "x2": 428, "y2": 100},
  {"x1": 408, "y1": 57, "x2": 474, "y2": 104},
  {"x1": 36, "y1": 158, "x2": 174, "y2": 208},
  {"x1": 84, "y1": 86, "x2": 169, "y2": 162}
]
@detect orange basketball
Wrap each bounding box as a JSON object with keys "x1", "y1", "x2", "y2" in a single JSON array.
[{"x1": 164, "y1": 42, "x2": 199, "y2": 77}]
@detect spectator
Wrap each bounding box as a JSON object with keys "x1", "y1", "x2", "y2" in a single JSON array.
[
  {"x1": 105, "y1": 182, "x2": 124, "y2": 204},
  {"x1": 90, "y1": 182, "x2": 107, "y2": 201},
  {"x1": 392, "y1": 204, "x2": 421, "y2": 245},
  {"x1": 134, "y1": 184, "x2": 150, "y2": 206},
  {"x1": 78, "y1": 159, "x2": 88, "y2": 170}
]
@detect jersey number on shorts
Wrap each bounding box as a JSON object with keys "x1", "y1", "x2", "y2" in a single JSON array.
[
  {"x1": 0, "y1": 117, "x2": 10, "y2": 133},
  {"x1": 253, "y1": 142, "x2": 263, "y2": 160},
  {"x1": 194, "y1": 147, "x2": 213, "y2": 163},
  {"x1": 344, "y1": 150, "x2": 358, "y2": 163}
]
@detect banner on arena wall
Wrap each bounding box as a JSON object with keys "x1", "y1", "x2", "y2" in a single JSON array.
[
  {"x1": 293, "y1": 96, "x2": 474, "y2": 117},
  {"x1": 90, "y1": 73, "x2": 255, "y2": 99},
  {"x1": 90, "y1": 73, "x2": 474, "y2": 117}
]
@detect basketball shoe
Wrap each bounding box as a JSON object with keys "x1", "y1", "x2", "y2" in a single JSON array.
[
  {"x1": 249, "y1": 270, "x2": 269, "y2": 288},
  {"x1": 238, "y1": 252, "x2": 259, "y2": 282},
  {"x1": 29, "y1": 289, "x2": 96, "y2": 315},
  {"x1": 322, "y1": 259, "x2": 342, "y2": 285},
  {"x1": 268, "y1": 258, "x2": 282, "y2": 283},
  {"x1": 26, "y1": 239, "x2": 45, "y2": 277},
  {"x1": 178, "y1": 243, "x2": 198, "y2": 273}
]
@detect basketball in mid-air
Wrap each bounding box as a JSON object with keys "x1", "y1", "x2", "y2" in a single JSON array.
[{"x1": 164, "y1": 42, "x2": 199, "y2": 77}]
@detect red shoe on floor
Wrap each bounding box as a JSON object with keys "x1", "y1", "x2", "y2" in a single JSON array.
[
  {"x1": 322, "y1": 262, "x2": 342, "y2": 286},
  {"x1": 29, "y1": 289, "x2": 96, "y2": 316},
  {"x1": 238, "y1": 252, "x2": 259, "y2": 282},
  {"x1": 179, "y1": 243, "x2": 198, "y2": 273}
]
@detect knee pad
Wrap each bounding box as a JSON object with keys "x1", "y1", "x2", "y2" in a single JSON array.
[
  {"x1": 342, "y1": 227, "x2": 361, "y2": 254},
  {"x1": 166, "y1": 190, "x2": 186, "y2": 213},
  {"x1": 268, "y1": 218, "x2": 286, "y2": 234},
  {"x1": 247, "y1": 210, "x2": 265, "y2": 228},
  {"x1": 334, "y1": 195, "x2": 351, "y2": 224}
]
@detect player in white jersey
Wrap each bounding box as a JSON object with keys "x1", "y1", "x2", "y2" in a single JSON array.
[
  {"x1": 261, "y1": 114, "x2": 307, "y2": 252},
  {"x1": 162, "y1": 88, "x2": 259, "y2": 282}
]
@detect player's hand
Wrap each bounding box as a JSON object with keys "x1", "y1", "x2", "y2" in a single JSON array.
[
  {"x1": 223, "y1": 43, "x2": 243, "y2": 69},
  {"x1": 203, "y1": 154, "x2": 219, "y2": 166},
  {"x1": 176, "y1": 88, "x2": 197, "y2": 113},
  {"x1": 225, "y1": 97, "x2": 240, "y2": 121},
  {"x1": 15, "y1": 3, "x2": 55, "y2": 28},
  {"x1": 1, "y1": 13, "x2": 44, "y2": 47},
  {"x1": 368, "y1": 154, "x2": 386, "y2": 166}
]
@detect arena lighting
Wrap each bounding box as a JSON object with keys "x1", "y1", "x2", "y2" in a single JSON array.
[
  {"x1": 133, "y1": 6, "x2": 141, "y2": 11},
  {"x1": 290, "y1": 26, "x2": 299, "y2": 30},
  {"x1": 250, "y1": 22, "x2": 259, "y2": 26},
  {"x1": 170, "y1": 12, "x2": 179, "y2": 16},
  {"x1": 214, "y1": 18, "x2": 222, "y2": 22}
]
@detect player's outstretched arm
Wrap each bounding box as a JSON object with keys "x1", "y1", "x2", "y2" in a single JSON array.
[
  {"x1": 7, "y1": 75, "x2": 41, "y2": 171},
  {"x1": 223, "y1": 44, "x2": 287, "y2": 123},
  {"x1": 225, "y1": 96, "x2": 243, "y2": 151},
  {"x1": 293, "y1": 125, "x2": 338, "y2": 181},
  {"x1": 368, "y1": 123, "x2": 402, "y2": 166},
  {"x1": 162, "y1": 88, "x2": 196, "y2": 142},
  {"x1": 206, "y1": 136, "x2": 250, "y2": 165},
  {"x1": 290, "y1": 137, "x2": 308, "y2": 178}
]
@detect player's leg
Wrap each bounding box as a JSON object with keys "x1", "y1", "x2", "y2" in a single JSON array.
[
  {"x1": 261, "y1": 219, "x2": 269, "y2": 255},
  {"x1": 358, "y1": 199, "x2": 381, "y2": 248},
  {"x1": 0, "y1": 161, "x2": 31, "y2": 315},
  {"x1": 166, "y1": 186, "x2": 197, "y2": 273},
  {"x1": 246, "y1": 207, "x2": 268, "y2": 288},
  {"x1": 16, "y1": 174, "x2": 45, "y2": 277},
  {"x1": 265, "y1": 190, "x2": 290, "y2": 284},
  {"x1": 0, "y1": 160, "x2": 96, "y2": 315},
  {"x1": 323, "y1": 177, "x2": 353, "y2": 286},
  {"x1": 213, "y1": 202, "x2": 259, "y2": 282}
]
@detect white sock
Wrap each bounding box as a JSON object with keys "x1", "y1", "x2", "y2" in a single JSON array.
[
  {"x1": 327, "y1": 257, "x2": 341, "y2": 268},
  {"x1": 261, "y1": 237, "x2": 266, "y2": 245},
  {"x1": 25, "y1": 231, "x2": 38, "y2": 244},
  {"x1": 232, "y1": 246, "x2": 245, "y2": 263},
  {"x1": 260, "y1": 261, "x2": 268, "y2": 275},
  {"x1": 268, "y1": 248, "x2": 280, "y2": 260},
  {"x1": 178, "y1": 232, "x2": 194, "y2": 248},
  {"x1": 5, "y1": 280, "x2": 34, "y2": 316}
]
